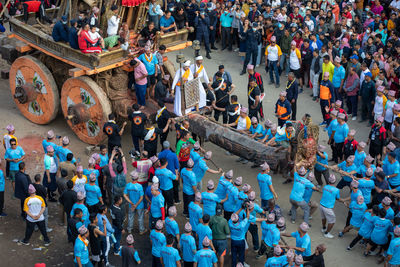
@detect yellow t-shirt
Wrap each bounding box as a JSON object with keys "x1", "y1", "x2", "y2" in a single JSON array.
[{"x1": 322, "y1": 62, "x2": 335, "y2": 82}]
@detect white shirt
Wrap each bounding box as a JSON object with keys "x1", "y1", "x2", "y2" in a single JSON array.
[
  {"x1": 25, "y1": 196, "x2": 45, "y2": 222},
  {"x1": 374, "y1": 95, "x2": 384, "y2": 115},
  {"x1": 360, "y1": 68, "x2": 370, "y2": 86},
  {"x1": 267, "y1": 45, "x2": 280, "y2": 61},
  {"x1": 190, "y1": 64, "x2": 209, "y2": 84},
  {"x1": 107, "y1": 15, "x2": 120, "y2": 36},
  {"x1": 88, "y1": 31, "x2": 101, "y2": 41},
  {"x1": 73, "y1": 177, "x2": 87, "y2": 194},
  {"x1": 237, "y1": 117, "x2": 248, "y2": 130},
  {"x1": 385, "y1": 100, "x2": 396, "y2": 123},
  {"x1": 290, "y1": 49, "x2": 301, "y2": 70}
]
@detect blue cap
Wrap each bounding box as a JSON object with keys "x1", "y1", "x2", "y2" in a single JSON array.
[
  {"x1": 207, "y1": 2, "x2": 212, "y2": 7},
  {"x1": 350, "y1": 55, "x2": 359, "y2": 60},
  {"x1": 61, "y1": 15, "x2": 67, "y2": 22},
  {"x1": 365, "y1": 72, "x2": 372, "y2": 77}
]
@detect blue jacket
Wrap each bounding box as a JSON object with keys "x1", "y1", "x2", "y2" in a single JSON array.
[
  {"x1": 14, "y1": 171, "x2": 31, "y2": 200},
  {"x1": 195, "y1": 15, "x2": 210, "y2": 35},
  {"x1": 240, "y1": 28, "x2": 261, "y2": 51},
  {"x1": 52, "y1": 21, "x2": 69, "y2": 42},
  {"x1": 68, "y1": 26, "x2": 79, "y2": 49}
]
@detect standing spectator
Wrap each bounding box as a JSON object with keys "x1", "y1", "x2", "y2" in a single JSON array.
[
  {"x1": 33, "y1": 174, "x2": 52, "y2": 233},
  {"x1": 321, "y1": 56, "x2": 334, "y2": 82},
  {"x1": 128, "y1": 104, "x2": 147, "y2": 153},
  {"x1": 148, "y1": 0, "x2": 163, "y2": 29},
  {"x1": 265, "y1": 36, "x2": 282, "y2": 88},
  {"x1": 359, "y1": 72, "x2": 375, "y2": 125},
  {"x1": 155, "y1": 158, "x2": 177, "y2": 210},
  {"x1": 332, "y1": 57, "x2": 346, "y2": 104},
  {"x1": 300, "y1": 39, "x2": 312, "y2": 93},
  {"x1": 103, "y1": 114, "x2": 127, "y2": 155},
  {"x1": 343, "y1": 67, "x2": 360, "y2": 121},
  {"x1": 195, "y1": 10, "x2": 212, "y2": 59},
  {"x1": 110, "y1": 195, "x2": 124, "y2": 256},
  {"x1": 155, "y1": 101, "x2": 171, "y2": 145},
  {"x1": 3, "y1": 124, "x2": 18, "y2": 180},
  {"x1": 138, "y1": 46, "x2": 159, "y2": 98},
  {"x1": 14, "y1": 162, "x2": 31, "y2": 219},
  {"x1": 319, "y1": 72, "x2": 334, "y2": 125},
  {"x1": 5, "y1": 137, "x2": 25, "y2": 192},
  {"x1": 279, "y1": 29, "x2": 292, "y2": 77},
  {"x1": 59, "y1": 180, "x2": 77, "y2": 223},
  {"x1": 286, "y1": 72, "x2": 299, "y2": 120},
  {"x1": 240, "y1": 22, "x2": 261, "y2": 75},
  {"x1": 0, "y1": 159, "x2": 5, "y2": 217},
  {"x1": 97, "y1": 205, "x2": 115, "y2": 266},
  {"x1": 367, "y1": 116, "x2": 387, "y2": 159},
  {"x1": 124, "y1": 171, "x2": 146, "y2": 235},
  {"x1": 120, "y1": 234, "x2": 142, "y2": 266},
  {"x1": 275, "y1": 91, "x2": 292, "y2": 127},
  {"x1": 88, "y1": 214, "x2": 107, "y2": 267},
  {"x1": 107, "y1": 5, "x2": 120, "y2": 36},
  {"x1": 19, "y1": 184, "x2": 51, "y2": 246},
  {"x1": 130, "y1": 59, "x2": 148, "y2": 109},
  {"x1": 310, "y1": 49, "x2": 321, "y2": 101},
  {"x1": 220, "y1": 7, "x2": 233, "y2": 51},
  {"x1": 43, "y1": 145, "x2": 58, "y2": 202}
]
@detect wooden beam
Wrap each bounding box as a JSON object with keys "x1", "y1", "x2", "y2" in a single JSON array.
[
  {"x1": 15, "y1": 43, "x2": 33, "y2": 53},
  {"x1": 68, "y1": 67, "x2": 86, "y2": 77}
]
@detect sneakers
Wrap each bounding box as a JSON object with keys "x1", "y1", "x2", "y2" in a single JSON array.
[
  {"x1": 44, "y1": 240, "x2": 51, "y2": 246},
  {"x1": 174, "y1": 201, "x2": 182, "y2": 205},
  {"x1": 324, "y1": 232, "x2": 334, "y2": 238},
  {"x1": 241, "y1": 159, "x2": 248, "y2": 164},
  {"x1": 243, "y1": 262, "x2": 250, "y2": 267},
  {"x1": 346, "y1": 246, "x2": 352, "y2": 251},
  {"x1": 319, "y1": 121, "x2": 327, "y2": 126},
  {"x1": 312, "y1": 97, "x2": 317, "y2": 101},
  {"x1": 338, "y1": 232, "x2": 344, "y2": 237},
  {"x1": 240, "y1": 71, "x2": 246, "y2": 75},
  {"x1": 234, "y1": 48, "x2": 239, "y2": 52},
  {"x1": 105, "y1": 263, "x2": 115, "y2": 267},
  {"x1": 291, "y1": 220, "x2": 296, "y2": 224},
  {"x1": 0, "y1": 212, "x2": 7, "y2": 217},
  {"x1": 114, "y1": 252, "x2": 120, "y2": 256},
  {"x1": 269, "y1": 81, "x2": 274, "y2": 85},
  {"x1": 46, "y1": 228, "x2": 53, "y2": 233},
  {"x1": 275, "y1": 84, "x2": 280, "y2": 88},
  {"x1": 352, "y1": 116, "x2": 357, "y2": 121},
  {"x1": 321, "y1": 228, "x2": 327, "y2": 233},
  {"x1": 19, "y1": 240, "x2": 30, "y2": 246}
]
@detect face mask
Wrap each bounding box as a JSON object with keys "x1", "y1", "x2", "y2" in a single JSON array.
[
  {"x1": 253, "y1": 27, "x2": 257, "y2": 31},
  {"x1": 348, "y1": 31, "x2": 353, "y2": 35},
  {"x1": 208, "y1": 7, "x2": 212, "y2": 11},
  {"x1": 62, "y1": 21, "x2": 67, "y2": 24},
  {"x1": 79, "y1": 16, "x2": 83, "y2": 20},
  {"x1": 367, "y1": 15, "x2": 370, "y2": 19},
  {"x1": 177, "y1": 0, "x2": 180, "y2": 2},
  {"x1": 249, "y1": 7, "x2": 253, "y2": 11},
  {"x1": 365, "y1": 8, "x2": 369, "y2": 11},
  {"x1": 342, "y1": 29, "x2": 346, "y2": 33},
  {"x1": 366, "y1": 29, "x2": 370, "y2": 33},
  {"x1": 224, "y1": 11, "x2": 228, "y2": 14}
]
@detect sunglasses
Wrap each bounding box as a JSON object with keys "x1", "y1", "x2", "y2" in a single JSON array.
[{"x1": 11, "y1": 143, "x2": 16, "y2": 146}]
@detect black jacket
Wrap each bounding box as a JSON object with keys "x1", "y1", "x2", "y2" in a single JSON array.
[
  {"x1": 110, "y1": 204, "x2": 124, "y2": 230},
  {"x1": 14, "y1": 171, "x2": 31, "y2": 200},
  {"x1": 60, "y1": 189, "x2": 78, "y2": 214}
]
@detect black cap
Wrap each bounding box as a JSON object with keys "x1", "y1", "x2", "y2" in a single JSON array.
[
  {"x1": 218, "y1": 65, "x2": 224, "y2": 70},
  {"x1": 216, "y1": 203, "x2": 223, "y2": 215}
]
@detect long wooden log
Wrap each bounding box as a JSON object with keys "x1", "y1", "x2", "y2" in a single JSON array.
[{"x1": 186, "y1": 114, "x2": 287, "y2": 170}]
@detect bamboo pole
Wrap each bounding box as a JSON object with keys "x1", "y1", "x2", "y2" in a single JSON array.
[
  {"x1": 126, "y1": 6, "x2": 133, "y2": 28},
  {"x1": 0, "y1": 0, "x2": 11, "y2": 17}
]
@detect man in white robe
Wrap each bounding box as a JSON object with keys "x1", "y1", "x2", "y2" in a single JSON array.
[
  {"x1": 190, "y1": 56, "x2": 209, "y2": 110},
  {"x1": 172, "y1": 60, "x2": 194, "y2": 116}
]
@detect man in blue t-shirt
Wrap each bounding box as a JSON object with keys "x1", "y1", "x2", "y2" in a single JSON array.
[
  {"x1": 138, "y1": 46, "x2": 159, "y2": 98},
  {"x1": 387, "y1": 226, "x2": 400, "y2": 266},
  {"x1": 257, "y1": 162, "x2": 278, "y2": 208},
  {"x1": 124, "y1": 171, "x2": 146, "y2": 234},
  {"x1": 334, "y1": 155, "x2": 357, "y2": 189},
  {"x1": 194, "y1": 236, "x2": 218, "y2": 267},
  {"x1": 160, "y1": 10, "x2": 177, "y2": 34},
  {"x1": 155, "y1": 158, "x2": 177, "y2": 210},
  {"x1": 160, "y1": 234, "x2": 181, "y2": 267},
  {"x1": 282, "y1": 222, "x2": 312, "y2": 257},
  {"x1": 180, "y1": 222, "x2": 197, "y2": 265}
]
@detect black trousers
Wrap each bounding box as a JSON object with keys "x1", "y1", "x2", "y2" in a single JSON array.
[
  {"x1": 333, "y1": 142, "x2": 344, "y2": 163},
  {"x1": 369, "y1": 144, "x2": 383, "y2": 159},
  {"x1": 0, "y1": 191, "x2": 3, "y2": 213},
  {"x1": 221, "y1": 26, "x2": 232, "y2": 50},
  {"x1": 345, "y1": 210, "x2": 352, "y2": 227},
  {"x1": 290, "y1": 100, "x2": 297, "y2": 120},
  {"x1": 248, "y1": 223, "x2": 260, "y2": 250},
  {"x1": 209, "y1": 29, "x2": 216, "y2": 47},
  {"x1": 349, "y1": 234, "x2": 364, "y2": 248},
  {"x1": 232, "y1": 27, "x2": 240, "y2": 47},
  {"x1": 183, "y1": 192, "x2": 194, "y2": 215},
  {"x1": 243, "y1": 49, "x2": 258, "y2": 71},
  {"x1": 159, "y1": 132, "x2": 169, "y2": 146},
  {"x1": 172, "y1": 180, "x2": 180, "y2": 203},
  {"x1": 162, "y1": 188, "x2": 174, "y2": 210},
  {"x1": 131, "y1": 135, "x2": 141, "y2": 152},
  {"x1": 20, "y1": 198, "x2": 26, "y2": 218},
  {"x1": 361, "y1": 100, "x2": 374, "y2": 123},
  {"x1": 152, "y1": 255, "x2": 162, "y2": 267},
  {"x1": 214, "y1": 109, "x2": 228, "y2": 124},
  {"x1": 23, "y1": 220, "x2": 50, "y2": 243},
  {"x1": 184, "y1": 262, "x2": 194, "y2": 267}
]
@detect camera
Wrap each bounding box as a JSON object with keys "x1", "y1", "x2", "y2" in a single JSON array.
[{"x1": 242, "y1": 199, "x2": 250, "y2": 209}]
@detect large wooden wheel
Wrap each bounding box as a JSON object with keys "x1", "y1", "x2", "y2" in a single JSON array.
[
  {"x1": 9, "y1": 55, "x2": 60, "y2": 124},
  {"x1": 61, "y1": 76, "x2": 112, "y2": 145}
]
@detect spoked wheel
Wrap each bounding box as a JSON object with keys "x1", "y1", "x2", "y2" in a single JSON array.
[
  {"x1": 61, "y1": 76, "x2": 112, "y2": 144},
  {"x1": 9, "y1": 55, "x2": 60, "y2": 124}
]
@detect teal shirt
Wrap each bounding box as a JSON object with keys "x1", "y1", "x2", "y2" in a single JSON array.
[{"x1": 220, "y1": 12, "x2": 233, "y2": 27}]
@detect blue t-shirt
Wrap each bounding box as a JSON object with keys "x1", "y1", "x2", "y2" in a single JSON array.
[
  {"x1": 250, "y1": 124, "x2": 263, "y2": 136},
  {"x1": 99, "y1": 154, "x2": 109, "y2": 167},
  {"x1": 138, "y1": 52, "x2": 158, "y2": 75},
  {"x1": 189, "y1": 202, "x2": 203, "y2": 232},
  {"x1": 264, "y1": 223, "x2": 281, "y2": 247},
  {"x1": 250, "y1": 203, "x2": 264, "y2": 223},
  {"x1": 197, "y1": 223, "x2": 213, "y2": 249},
  {"x1": 332, "y1": 65, "x2": 346, "y2": 88},
  {"x1": 194, "y1": 249, "x2": 218, "y2": 266},
  {"x1": 388, "y1": 237, "x2": 400, "y2": 265},
  {"x1": 155, "y1": 168, "x2": 176, "y2": 191},
  {"x1": 180, "y1": 233, "x2": 196, "y2": 262},
  {"x1": 220, "y1": 12, "x2": 233, "y2": 27},
  {"x1": 265, "y1": 255, "x2": 288, "y2": 267},
  {"x1": 42, "y1": 139, "x2": 57, "y2": 153},
  {"x1": 379, "y1": 204, "x2": 395, "y2": 220},
  {"x1": 160, "y1": 246, "x2": 181, "y2": 267},
  {"x1": 371, "y1": 217, "x2": 393, "y2": 245},
  {"x1": 215, "y1": 176, "x2": 232, "y2": 199},
  {"x1": 5, "y1": 146, "x2": 25, "y2": 171},
  {"x1": 83, "y1": 169, "x2": 100, "y2": 187},
  {"x1": 320, "y1": 185, "x2": 340, "y2": 209},
  {"x1": 349, "y1": 201, "x2": 367, "y2": 228},
  {"x1": 150, "y1": 230, "x2": 166, "y2": 257},
  {"x1": 201, "y1": 191, "x2": 220, "y2": 216},
  {"x1": 181, "y1": 168, "x2": 197, "y2": 195},
  {"x1": 74, "y1": 236, "x2": 90, "y2": 264},
  {"x1": 0, "y1": 170, "x2": 4, "y2": 192},
  {"x1": 385, "y1": 160, "x2": 400, "y2": 186},
  {"x1": 354, "y1": 150, "x2": 366, "y2": 169},
  {"x1": 357, "y1": 164, "x2": 376, "y2": 179},
  {"x1": 327, "y1": 119, "x2": 338, "y2": 138},
  {"x1": 263, "y1": 129, "x2": 275, "y2": 141},
  {"x1": 358, "y1": 179, "x2": 375, "y2": 204},
  {"x1": 165, "y1": 217, "x2": 180, "y2": 236},
  {"x1": 358, "y1": 212, "x2": 375, "y2": 239},
  {"x1": 315, "y1": 152, "x2": 328, "y2": 172},
  {"x1": 224, "y1": 185, "x2": 240, "y2": 212},
  {"x1": 291, "y1": 231, "x2": 312, "y2": 256},
  {"x1": 338, "y1": 161, "x2": 357, "y2": 182},
  {"x1": 193, "y1": 158, "x2": 209, "y2": 183},
  {"x1": 257, "y1": 173, "x2": 273, "y2": 201},
  {"x1": 71, "y1": 203, "x2": 89, "y2": 226},
  {"x1": 333, "y1": 123, "x2": 349, "y2": 143},
  {"x1": 124, "y1": 182, "x2": 144, "y2": 209},
  {"x1": 97, "y1": 213, "x2": 114, "y2": 236},
  {"x1": 160, "y1": 15, "x2": 175, "y2": 28},
  {"x1": 151, "y1": 193, "x2": 165, "y2": 218},
  {"x1": 190, "y1": 149, "x2": 201, "y2": 165},
  {"x1": 158, "y1": 149, "x2": 179, "y2": 174},
  {"x1": 290, "y1": 173, "x2": 314, "y2": 202},
  {"x1": 229, "y1": 218, "x2": 250, "y2": 240},
  {"x1": 303, "y1": 186, "x2": 313, "y2": 203},
  {"x1": 56, "y1": 146, "x2": 76, "y2": 163},
  {"x1": 84, "y1": 184, "x2": 102, "y2": 206},
  {"x1": 350, "y1": 189, "x2": 362, "y2": 203}
]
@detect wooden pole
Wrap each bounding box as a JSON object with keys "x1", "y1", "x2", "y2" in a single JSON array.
[
  {"x1": 0, "y1": 0, "x2": 11, "y2": 18},
  {"x1": 126, "y1": 6, "x2": 134, "y2": 28}
]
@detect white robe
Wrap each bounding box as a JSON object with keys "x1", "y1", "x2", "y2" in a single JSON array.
[
  {"x1": 190, "y1": 64, "x2": 208, "y2": 109},
  {"x1": 172, "y1": 68, "x2": 194, "y2": 116}
]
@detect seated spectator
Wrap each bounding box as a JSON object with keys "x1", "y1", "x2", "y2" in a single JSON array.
[
  {"x1": 52, "y1": 15, "x2": 69, "y2": 42},
  {"x1": 77, "y1": 11, "x2": 88, "y2": 28},
  {"x1": 138, "y1": 21, "x2": 157, "y2": 46},
  {"x1": 88, "y1": 26, "x2": 105, "y2": 51},
  {"x1": 68, "y1": 19, "x2": 79, "y2": 49},
  {"x1": 160, "y1": 10, "x2": 177, "y2": 34},
  {"x1": 21, "y1": 0, "x2": 51, "y2": 24},
  {"x1": 78, "y1": 24, "x2": 102, "y2": 54},
  {"x1": 155, "y1": 75, "x2": 174, "y2": 103},
  {"x1": 173, "y1": 6, "x2": 189, "y2": 30},
  {"x1": 119, "y1": 22, "x2": 130, "y2": 41},
  {"x1": 107, "y1": 5, "x2": 120, "y2": 37},
  {"x1": 89, "y1": 6, "x2": 99, "y2": 28},
  {"x1": 104, "y1": 36, "x2": 129, "y2": 51}
]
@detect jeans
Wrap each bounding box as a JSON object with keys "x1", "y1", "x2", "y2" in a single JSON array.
[
  {"x1": 209, "y1": 29, "x2": 216, "y2": 47},
  {"x1": 290, "y1": 199, "x2": 310, "y2": 224},
  {"x1": 310, "y1": 71, "x2": 320, "y2": 97},
  {"x1": 248, "y1": 223, "x2": 260, "y2": 250},
  {"x1": 261, "y1": 199, "x2": 271, "y2": 209},
  {"x1": 44, "y1": 207, "x2": 49, "y2": 230},
  {"x1": 221, "y1": 26, "x2": 232, "y2": 50},
  {"x1": 333, "y1": 87, "x2": 343, "y2": 104},
  {"x1": 152, "y1": 255, "x2": 162, "y2": 267},
  {"x1": 23, "y1": 220, "x2": 50, "y2": 243},
  {"x1": 74, "y1": 262, "x2": 93, "y2": 267},
  {"x1": 183, "y1": 192, "x2": 194, "y2": 215},
  {"x1": 231, "y1": 239, "x2": 245, "y2": 267},
  {"x1": 268, "y1": 60, "x2": 280, "y2": 85},
  {"x1": 128, "y1": 208, "x2": 145, "y2": 232},
  {"x1": 135, "y1": 83, "x2": 147, "y2": 106},
  {"x1": 336, "y1": 178, "x2": 351, "y2": 189},
  {"x1": 113, "y1": 226, "x2": 122, "y2": 253},
  {"x1": 279, "y1": 53, "x2": 290, "y2": 75},
  {"x1": 347, "y1": 95, "x2": 358, "y2": 117},
  {"x1": 256, "y1": 44, "x2": 262, "y2": 66}
]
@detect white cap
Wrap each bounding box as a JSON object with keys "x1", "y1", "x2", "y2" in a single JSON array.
[
  {"x1": 183, "y1": 60, "x2": 191, "y2": 67},
  {"x1": 195, "y1": 56, "x2": 203, "y2": 61}
]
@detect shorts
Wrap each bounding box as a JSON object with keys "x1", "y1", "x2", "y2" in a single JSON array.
[
  {"x1": 290, "y1": 68, "x2": 301, "y2": 79},
  {"x1": 319, "y1": 205, "x2": 336, "y2": 224},
  {"x1": 9, "y1": 170, "x2": 17, "y2": 181},
  {"x1": 212, "y1": 239, "x2": 227, "y2": 257},
  {"x1": 147, "y1": 74, "x2": 156, "y2": 85},
  {"x1": 388, "y1": 264, "x2": 400, "y2": 267},
  {"x1": 91, "y1": 254, "x2": 101, "y2": 262}
]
